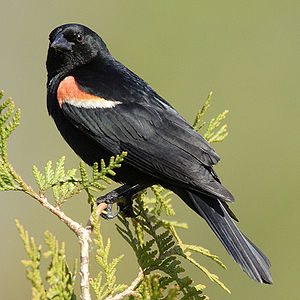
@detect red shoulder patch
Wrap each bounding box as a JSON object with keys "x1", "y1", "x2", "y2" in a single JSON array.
[{"x1": 57, "y1": 76, "x2": 98, "y2": 107}]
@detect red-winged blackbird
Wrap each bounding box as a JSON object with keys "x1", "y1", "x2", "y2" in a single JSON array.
[{"x1": 46, "y1": 23, "x2": 272, "y2": 284}]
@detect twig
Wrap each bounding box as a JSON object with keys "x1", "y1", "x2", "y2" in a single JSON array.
[
  {"x1": 20, "y1": 184, "x2": 145, "y2": 300},
  {"x1": 28, "y1": 190, "x2": 108, "y2": 300},
  {"x1": 105, "y1": 267, "x2": 144, "y2": 300},
  {"x1": 86, "y1": 202, "x2": 108, "y2": 234},
  {"x1": 79, "y1": 227, "x2": 92, "y2": 300}
]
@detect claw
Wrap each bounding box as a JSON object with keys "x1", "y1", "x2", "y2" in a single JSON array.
[
  {"x1": 95, "y1": 193, "x2": 124, "y2": 219},
  {"x1": 93, "y1": 183, "x2": 150, "y2": 220},
  {"x1": 101, "y1": 202, "x2": 120, "y2": 219}
]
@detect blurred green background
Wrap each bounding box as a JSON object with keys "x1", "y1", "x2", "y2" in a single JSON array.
[{"x1": 0, "y1": 0, "x2": 299, "y2": 299}]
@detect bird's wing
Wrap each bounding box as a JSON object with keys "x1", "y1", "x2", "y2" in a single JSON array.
[{"x1": 61, "y1": 100, "x2": 233, "y2": 201}]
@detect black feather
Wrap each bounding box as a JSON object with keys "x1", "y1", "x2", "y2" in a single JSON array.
[
  {"x1": 61, "y1": 102, "x2": 233, "y2": 201},
  {"x1": 183, "y1": 191, "x2": 272, "y2": 284}
]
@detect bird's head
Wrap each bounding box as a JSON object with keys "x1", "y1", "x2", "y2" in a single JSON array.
[{"x1": 46, "y1": 24, "x2": 110, "y2": 77}]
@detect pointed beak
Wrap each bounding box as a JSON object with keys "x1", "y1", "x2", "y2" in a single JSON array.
[{"x1": 50, "y1": 32, "x2": 73, "y2": 51}]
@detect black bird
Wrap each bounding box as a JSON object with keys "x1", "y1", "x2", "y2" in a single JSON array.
[{"x1": 46, "y1": 23, "x2": 272, "y2": 284}]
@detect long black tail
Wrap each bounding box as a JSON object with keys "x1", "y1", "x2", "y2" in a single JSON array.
[{"x1": 177, "y1": 190, "x2": 272, "y2": 284}]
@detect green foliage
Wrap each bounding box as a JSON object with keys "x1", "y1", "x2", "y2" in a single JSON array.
[
  {"x1": 90, "y1": 213, "x2": 127, "y2": 299},
  {"x1": 193, "y1": 92, "x2": 212, "y2": 130},
  {"x1": 15, "y1": 220, "x2": 77, "y2": 300},
  {"x1": 117, "y1": 190, "x2": 229, "y2": 299},
  {"x1": 193, "y1": 91, "x2": 229, "y2": 143},
  {"x1": 118, "y1": 203, "x2": 205, "y2": 299},
  {"x1": 133, "y1": 274, "x2": 180, "y2": 300},
  {"x1": 32, "y1": 153, "x2": 127, "y2": 206},
  {"x1": 0, "y1": 91, "x2": 21, "y2": 191}
]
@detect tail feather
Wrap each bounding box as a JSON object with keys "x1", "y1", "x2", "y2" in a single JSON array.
[{"x1": 180, "y1": 190, "x2": 272, "y2": 284}]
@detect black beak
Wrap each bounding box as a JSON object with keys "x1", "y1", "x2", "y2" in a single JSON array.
[{"x1": 50, "y1": 32, "x2": 73, "y2": 51}]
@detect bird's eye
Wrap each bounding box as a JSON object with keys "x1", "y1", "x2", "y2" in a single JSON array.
[{"x1": 76, "y1": 33, "x2": 83, "y2": 43}]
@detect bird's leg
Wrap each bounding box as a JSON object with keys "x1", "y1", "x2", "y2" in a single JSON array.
[
  {"x1": 117, "y1": 184, "x2": 149, "y2": 218},
  {"x1": 95, "y1": 183, "x2": 149, "y2": 219}
]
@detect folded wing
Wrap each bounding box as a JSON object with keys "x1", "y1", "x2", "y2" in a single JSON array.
[{"x1": 61, "y1": 100, "x2": 234, "y2": 202}]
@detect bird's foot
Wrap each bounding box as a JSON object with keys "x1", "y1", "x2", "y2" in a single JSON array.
[
  {"x1": 96, "y1": 195, "x2": 122, "y2": 219},
  {"x1": 94, "y1": 184, "x2": 149, "y2": 219}
]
